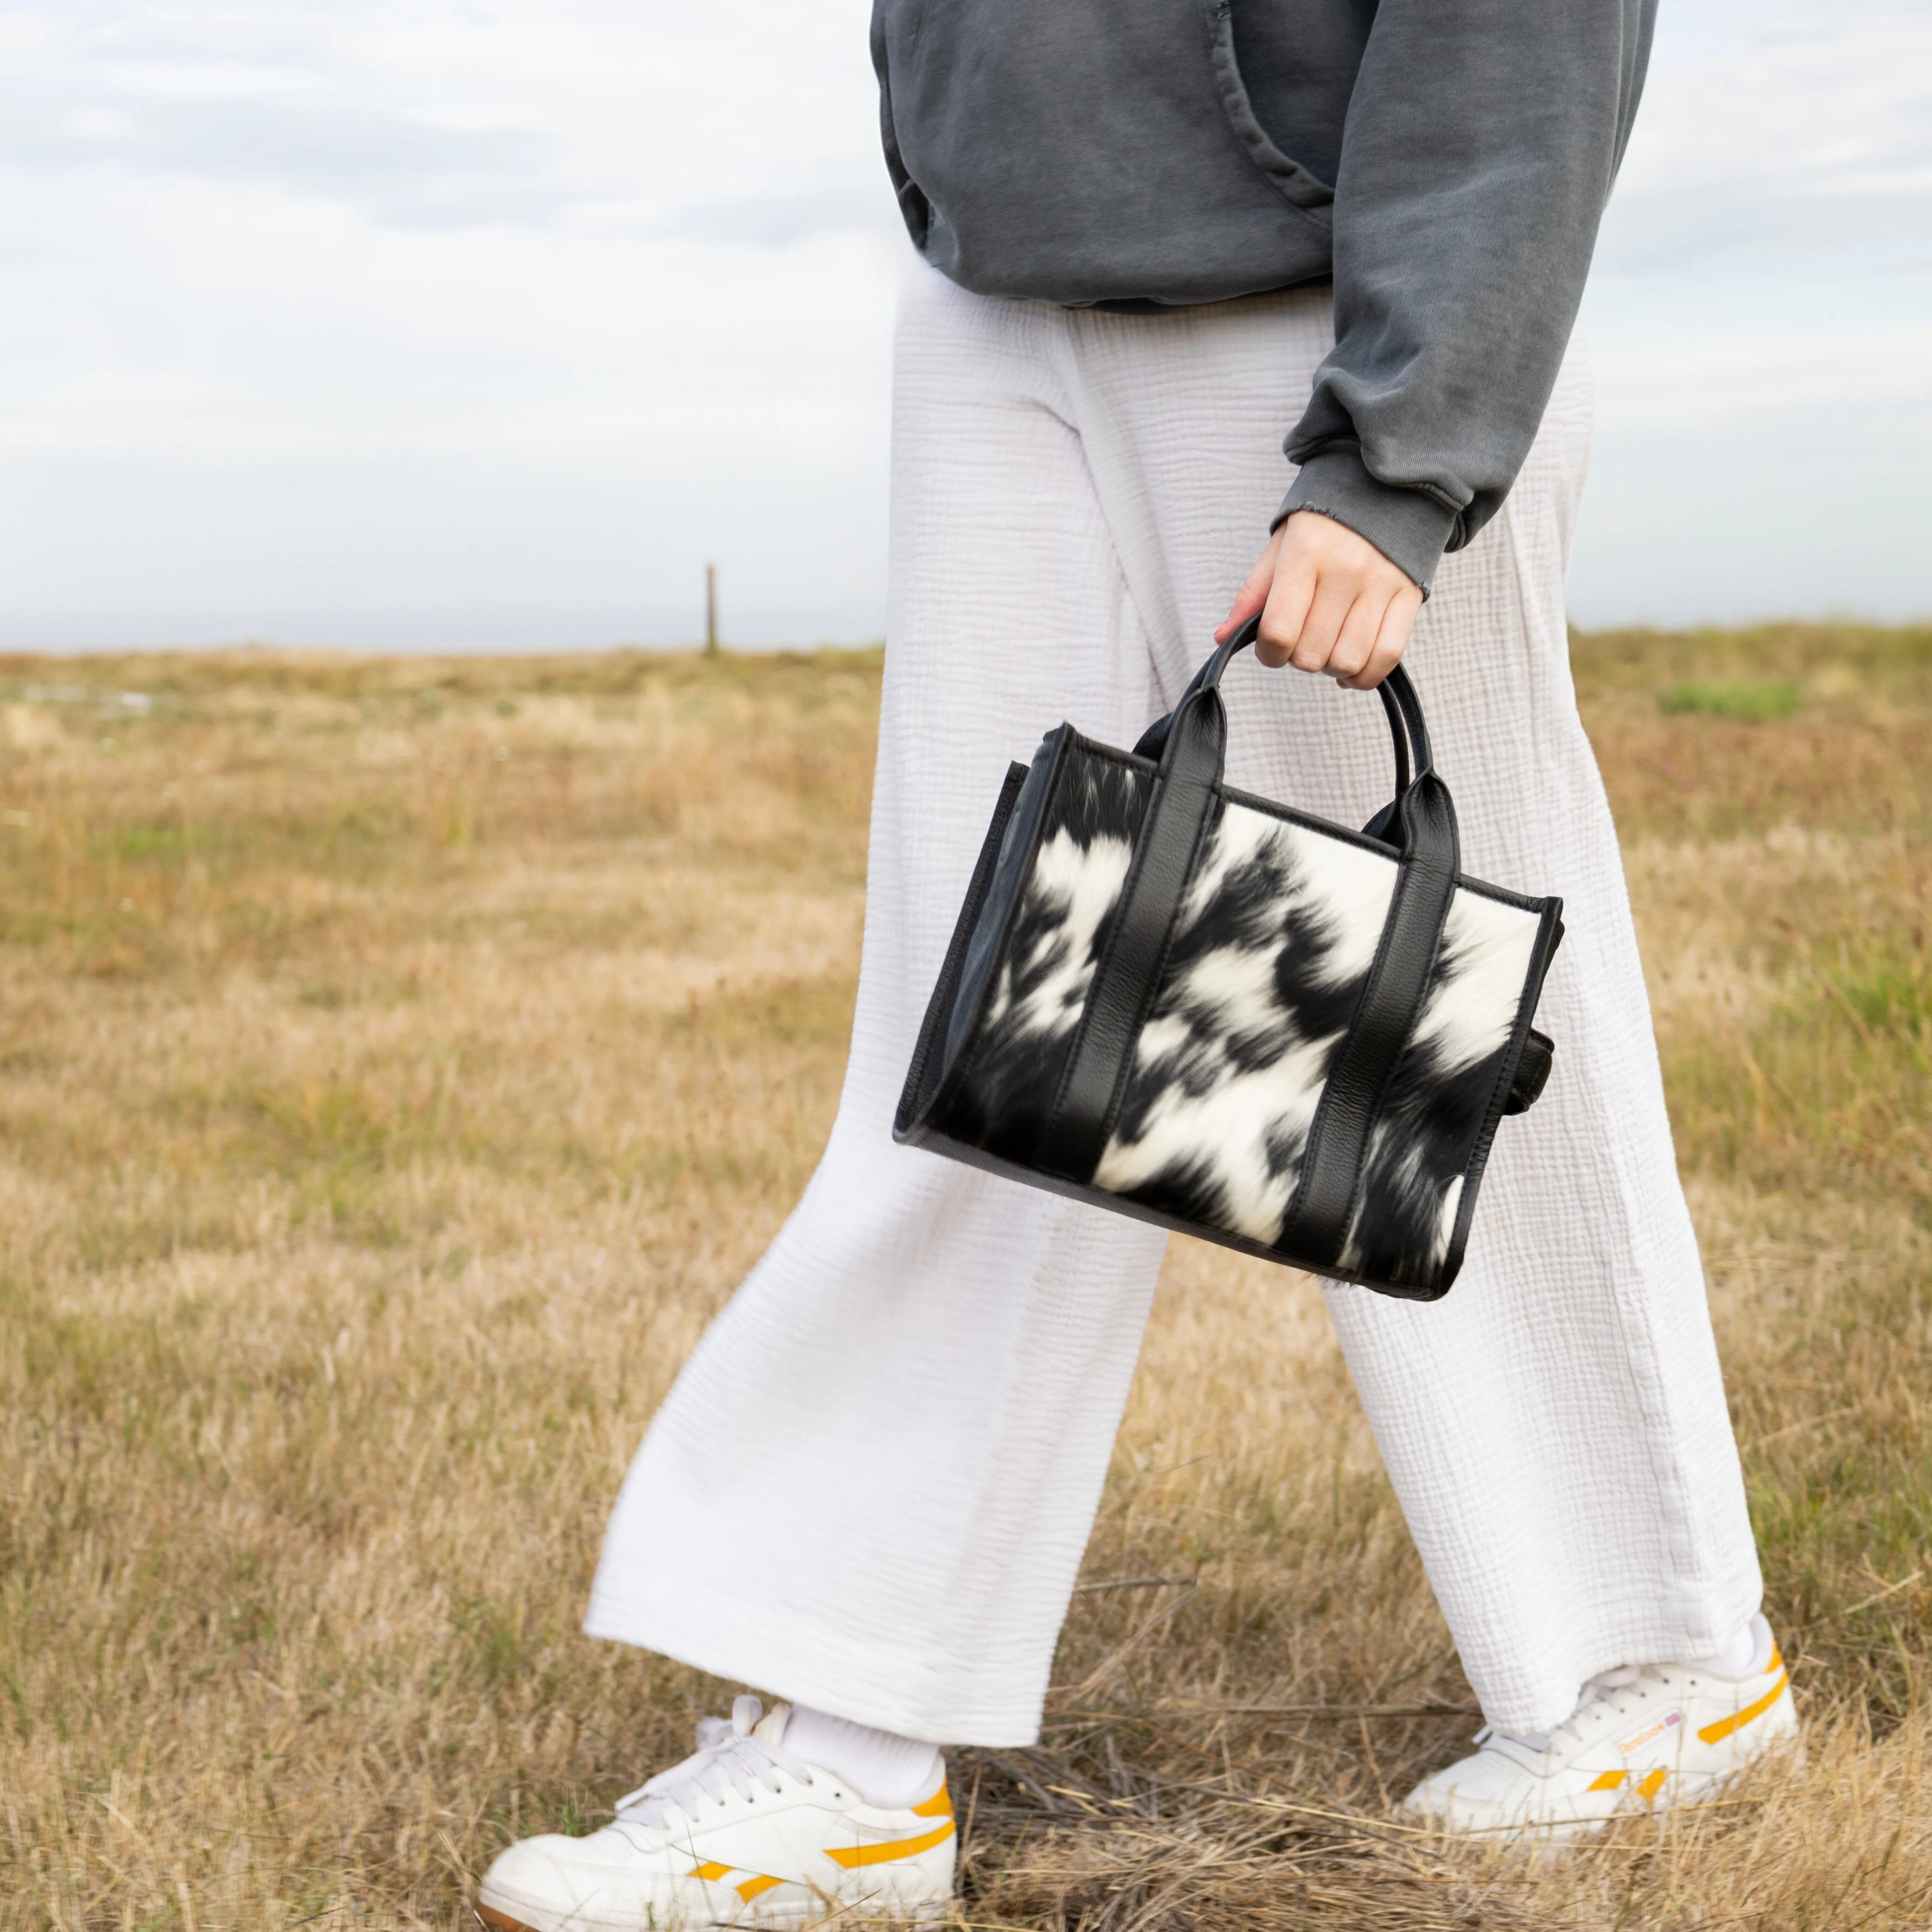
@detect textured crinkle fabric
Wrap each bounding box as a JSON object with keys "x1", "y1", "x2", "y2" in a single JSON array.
[{"x1": 585, "y1": 262, "x2": 1762, "y2": 1745}]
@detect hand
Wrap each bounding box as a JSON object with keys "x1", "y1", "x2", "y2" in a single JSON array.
[{"x1": 1214, "y1": 510, "x2": 1423, "y2": 690}]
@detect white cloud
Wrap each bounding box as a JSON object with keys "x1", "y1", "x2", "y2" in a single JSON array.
[
  {"x1": 1607, "y1": 0, "x2": 1932, "y2": 232},
  {"x1": 0, "y1": 0, "x2": 897, "y2": 232},
  {"x1": 1571, "y1": 0, "x2": 1932, "y2": 622},
  {"x1": 0, "y1": 0, "x2": 1924, "y2": 646},
  {"x1": 0, "y1": 0, "x2": 902, "y2": 646}
]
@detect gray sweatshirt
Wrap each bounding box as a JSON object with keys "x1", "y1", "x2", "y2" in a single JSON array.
[{"x1": 870, "y1": 0, "x2": 1655, "y2": 589}]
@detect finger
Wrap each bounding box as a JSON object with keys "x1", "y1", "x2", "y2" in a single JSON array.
[
  {"x1": 1338, "y1": 586, "x2": 1423, "y2": 691},
  {"x1": 1324, "y1": 587, "x2": 1385, "y2": 684},
  {"x1": 1254, "y1": 547, "x2": 1317, "y2": 668},
  {"x1": 1285, "y1": 569, "x2": 1355, "y2": 674},
  {"x1": 1215, "y1": 529, "x2": 1284, "y2": 642}
]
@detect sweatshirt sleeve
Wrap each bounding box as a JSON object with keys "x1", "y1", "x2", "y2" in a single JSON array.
[{"x1": 1276, "y1": 0, "x2": 1656, "y2": 591}]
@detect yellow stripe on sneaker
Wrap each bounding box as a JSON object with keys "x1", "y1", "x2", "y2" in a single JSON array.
[
  {"x1": 1637, "y1": 1768, "x2": 1669, "y2": 1803},
  {"x1": 912, "y1": 1782, "x2": 953, "y2": 1819},
  {"x1": 736, "y1": 1875, "x2": 783, "y2": 1902},
  {"x1": 1587, "y1": 1770, "x2": 1627, "y2": 1793},
  {"x1": 824, "y1": 1821, "x2": 955, "y2": 1869},
  {"x1": 1697, "y1": 1669, "x2": 1788, "y2": 1746},
  {"x1": 687, "y1": 1862, "x2": 731, "y2": 1882}
]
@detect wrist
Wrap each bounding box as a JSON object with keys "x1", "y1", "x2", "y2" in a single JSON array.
[{"x1": 1276, "y1": 449, "x2": 1456, "y2": 594}]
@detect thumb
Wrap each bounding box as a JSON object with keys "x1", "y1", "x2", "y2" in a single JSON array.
[{"x1": 1215, "y1": 532, "x2": 1282, "y2": 643}]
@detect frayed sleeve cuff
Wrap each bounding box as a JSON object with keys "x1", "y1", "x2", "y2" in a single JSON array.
[{"x1": 1274, "y1": 448, "x2": 1462, "y2": 594}]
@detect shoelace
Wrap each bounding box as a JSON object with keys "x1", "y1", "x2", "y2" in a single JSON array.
[
  {"x1": 614, "y1": 1696, "x2": 813, "y2": 1829},
  {"x1": 1482, "y1": 1663, "x2": 1660, "y2": 1755}
]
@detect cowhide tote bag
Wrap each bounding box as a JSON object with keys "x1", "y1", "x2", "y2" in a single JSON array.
[{"x1": 893, "y1": 617, "x2": 1562, "y2": 1301}]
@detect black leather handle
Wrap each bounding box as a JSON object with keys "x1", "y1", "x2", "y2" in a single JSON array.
[
  {"x1": 1133, "y1": 613, "x2": 1440, "y2": 857},
  {"x1": 1039, "y1": 619, "x2": 1465, "y2": 1277}
]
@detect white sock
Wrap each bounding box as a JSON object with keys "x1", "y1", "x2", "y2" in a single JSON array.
[
  {"x1": 1690, "y1": 1612, "x2": 1772, "y2": 1680},
  {"x1": 778, "y1": 1704, "x2": 941, "y2": 1808},
  {"x1": 1509, "y1": 1613, "x2": 1776, "y2": 1748}
]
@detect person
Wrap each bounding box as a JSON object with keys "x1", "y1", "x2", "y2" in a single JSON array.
[{"x1": 476, "y1": 1, "x2": 1799, "y2": 1924}]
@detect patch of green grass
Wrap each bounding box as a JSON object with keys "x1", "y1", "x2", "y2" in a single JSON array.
[
  {"x1": 1666, "y1": 933, "x2": 1932, "y2": 1211},
  {"x1": 1573, "y1": 620, "x2": 1932, "y2": 698},
  {"x1": 1825, "y1": 958, "x2": 1932, "y2": 1038},
  {"x1": 1659, "y1": 678, "x2": 1803, "y2": 722}
]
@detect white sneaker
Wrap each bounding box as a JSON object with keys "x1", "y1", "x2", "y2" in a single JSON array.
[
  {"x1": 1400, "y1": 1615, "x2": 1798, "y2": 1841},
  {"x1": 476, "y1": 1698, "x2": 955, "y2": 1930}
]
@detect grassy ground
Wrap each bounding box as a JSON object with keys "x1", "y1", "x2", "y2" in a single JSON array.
[{"x1": 0, "y1": 623, "x2": 1928, "y2": 1930}]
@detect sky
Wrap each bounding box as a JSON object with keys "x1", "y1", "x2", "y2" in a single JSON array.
[{"x1": 0, "y1": 0, "x2": 1926, "y2": 652}]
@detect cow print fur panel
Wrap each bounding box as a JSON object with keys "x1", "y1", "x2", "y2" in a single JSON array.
[{"x1": 909, "y1": 736, "x2": 1556, "y2": 1296}]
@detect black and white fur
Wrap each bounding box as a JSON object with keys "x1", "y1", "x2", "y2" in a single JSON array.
[{"x1": 931, "y1": 742, "x2": 1546, "y2": 1291}]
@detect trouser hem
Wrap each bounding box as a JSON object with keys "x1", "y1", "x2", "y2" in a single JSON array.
[{"x1": 583, "y1": 1585, "x2": 1042, "y2": 1748}]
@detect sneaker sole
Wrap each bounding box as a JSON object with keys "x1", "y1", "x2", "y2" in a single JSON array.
[
  {"x1": 1403, "y1": 1723, "x2": 1806, "y2": 1847},
  {"x1": 475, "y1": 1895, "x2": 949, "y2": 1930}
]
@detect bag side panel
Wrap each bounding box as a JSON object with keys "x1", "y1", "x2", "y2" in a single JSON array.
[
  {"x1": 894, "y1": 759, "x2": 1032, "y2": 1140},
  {"x1": 927, "y1": 744, "x2": 1152, "y2": 1164}
]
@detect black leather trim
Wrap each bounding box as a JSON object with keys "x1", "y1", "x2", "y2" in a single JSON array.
[
  {"x1": 1277, "y1": 780, "x2": 1456, "y2": 1265},
  {"x1": 1033, "y1": 686, "x2": 1227, "y2": 1181}
]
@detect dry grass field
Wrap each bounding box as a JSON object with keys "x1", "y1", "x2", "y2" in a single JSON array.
[{"x1": 1, "y1": 624, "x2": 1929, "y2": 1931}]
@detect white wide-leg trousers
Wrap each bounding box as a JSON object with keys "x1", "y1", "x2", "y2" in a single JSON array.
[{"x1": 587, "y1": 264, "x2": 1762, "y2": 1743}]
